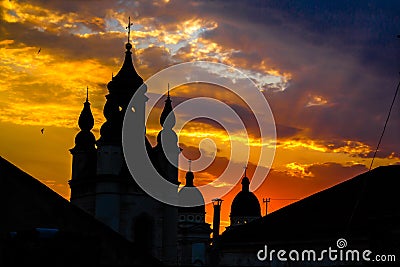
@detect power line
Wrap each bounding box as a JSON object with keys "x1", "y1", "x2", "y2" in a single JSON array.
[
  {"x1": 263, "y1": 198, "x2": 300, "y2": 215},
  {"x1": 346, "y1": 72, "x2": 400, "y2": 233},
  {"x1": 369, "y1": 78, "x2": 400, "y2": 170},
  {"x1": 262, "y1": 198, "x2": 299, "y2": 201}
]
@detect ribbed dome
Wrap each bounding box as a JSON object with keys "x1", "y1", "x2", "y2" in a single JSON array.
[{"x1": 230, "y1": 177, "x2": 261, "y2": 217}]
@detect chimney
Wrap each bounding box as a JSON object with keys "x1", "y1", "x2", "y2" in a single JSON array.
[{"x1": 212, "y1": 198, "x2": 223, "y2": 241}]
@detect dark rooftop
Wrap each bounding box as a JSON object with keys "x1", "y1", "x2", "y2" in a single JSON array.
[
  {"x1": 0, "y1": 156, "x2": 161, "y2": 266},
  {"x1": 219, "y1": 165, "x2": 400, "y2": 252}
]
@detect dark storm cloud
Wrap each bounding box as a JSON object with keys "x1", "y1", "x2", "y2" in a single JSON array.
[
  {"x1": 137, "y1": 46, "x2": 174, "y2": 74},
  {"x1": 2, "y1": 0, "x2": 398, "y2": 156},
  {"x1": 276, "y1": 124, "x2": 303, "y2": 138},
  {"x1": 190, "y1": 0, "x2": 400, "y2": 156}
]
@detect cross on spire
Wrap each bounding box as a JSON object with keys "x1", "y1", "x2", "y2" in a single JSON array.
[
  {"x1": 243, "y1": 165, "x2": 248, "y2": 177},
  {"x1": 126, "y1": 16, "x2": 133, "y2": 43},
  {"x1": 167, "y1": 83, "x2": 170, "y2": 98},
  {"x1": 86, "y1": 86, "x2": 89, "y2": 102}
]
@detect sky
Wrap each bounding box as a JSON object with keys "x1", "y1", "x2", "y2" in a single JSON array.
[{"x1": 1, "y1": 0, "x2": 399, "y2": 231}]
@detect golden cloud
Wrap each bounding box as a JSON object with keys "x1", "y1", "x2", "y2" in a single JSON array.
[{"x1": 0, "y1": 42, "x2": 109, "y2": 128}]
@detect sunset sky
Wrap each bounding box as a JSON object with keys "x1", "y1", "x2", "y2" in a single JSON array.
[{"x1": 1, "y1": 0, "x2": 399, "y2": 231}]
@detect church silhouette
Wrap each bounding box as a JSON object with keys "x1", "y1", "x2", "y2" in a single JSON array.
[
  {"x1": 69, "y1": 37, "x2": 212, "y2": 265},
  {"x1": 1, "y1": 19, "x2": 400, "y2": 267}
]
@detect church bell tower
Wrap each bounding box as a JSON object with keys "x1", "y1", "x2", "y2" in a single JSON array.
[{"x1": 69, "y1": 17, "x2": 181, "y2": 265}]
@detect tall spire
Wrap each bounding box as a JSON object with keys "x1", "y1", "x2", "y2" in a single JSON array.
[
  {"x1": 69, "y1": 87, "x2": 97, "y2": 185},
  {"x1": 99, "y1": 16, "x2": 144, "y2": 145},
  {"x1": 74, "y1": 87, "x2": 96, "y2": 149},
  {"x1": 106, "y1": 16, "x2": 142, "y2": 96},
  {"x1": 78, "y1": 86, "x2": 94, "y2": 132},
  {"x1": 154, "y1": 83, "x2": 180, "y2": 185}
]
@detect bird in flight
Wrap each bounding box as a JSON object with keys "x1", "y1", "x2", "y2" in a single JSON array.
[
  {"x1": 41, "y1": 128, "x2": 44, "y2": 134},
  {"x1": 37, "y1": 48, "x2": 41, "y2": 54}
]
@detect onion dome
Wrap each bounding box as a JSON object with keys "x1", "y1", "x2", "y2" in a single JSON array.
[
  {"x1": 230, "y1": 176, "x2": 261, "y2": 218},
  {"x1": 72, "y1": 87, "x2": 96, "y2": 150},
  {"x1": 155, "y1": 86, "x2": 179, "y2": 153},
  {"x1": 78, "y1": 91, "x2": 94, "y2": 131},
  {"x1": 74, "y1": 131, "x2": 96, "y2": 149},
  {"x1": 107, "y1": 42, "x2": 143, "y2": 100},
  {"x1": 160, "y1": 87, "x2": 176, "y2": 129},
  {"x1": 98, "y1": 41, "x2": 144, "y2": 145}
]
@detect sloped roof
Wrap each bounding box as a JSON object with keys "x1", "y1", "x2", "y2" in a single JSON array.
[
  {"x1": 219, "y1": 165, "x2": 400, "y2": 248},
  {"x1": 0, "y1": 156, "x2": 161, "y2": 266}
]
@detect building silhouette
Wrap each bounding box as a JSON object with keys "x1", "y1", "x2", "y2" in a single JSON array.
[
  {"x1": 229, "y1": 175, "x2": 261, "y2": 227},
  {"x1": 1, "y1": 20, "x2": 399, "y2": 267},
  {"x1": 0, "y1": 156, "x2": 161, "y2": 266},
  {"x1": 68, "y1": 39, "x2": 210, "y2": 265},
  {"x1": 178, "y1": 166, "x2": 212, "y2": 265},
  {"x1": 215, "y1": 165, "x2": 400, "y2": 266}
]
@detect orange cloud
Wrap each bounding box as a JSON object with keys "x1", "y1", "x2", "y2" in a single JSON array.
[
  {"x1": 0, "y1": 42, "x2": 110, "y2": 128},
  {"x1": 306, "y1": 95, "x2": 329, "y2": 107}
]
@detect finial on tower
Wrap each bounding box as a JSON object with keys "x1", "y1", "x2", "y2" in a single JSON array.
[
  {"x1": 125, "y1": 17, "x2": 134, "y2": 51},
  {"x1": 243, "y1": 165, "x2": 248, "y2": 177},
  {"x1": 159, "y1": 82, "x2": 175, "y2": 128},
  {"x1": 185, "y1": 159, "x2": 194, "y2": 187},
  {"x1": 126, "y1": 16, "x2": 133, "y2": 44},
  {"x1": 78, "y1": 86, "x2": 94, "y2": 132}
]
